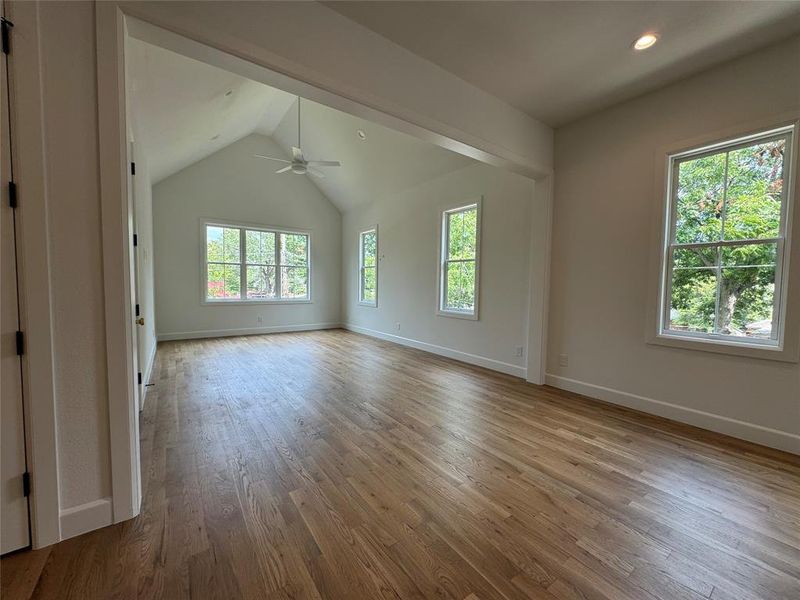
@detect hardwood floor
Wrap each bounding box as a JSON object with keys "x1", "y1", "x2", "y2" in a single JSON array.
[{"x1": 3, "y1": 329, "x2": 799, "y2": 599}]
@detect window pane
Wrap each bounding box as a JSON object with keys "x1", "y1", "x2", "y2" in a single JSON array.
[
  {"x1": 673, "y1": 247, "x2": 718, "y2": 270},
  {"x1": 447, "y1": 207, "x2": 477, "y2": 260},
  {"x1": 280, "y1": 233, "x2": 308, "y2": 266},
  {"x1": 724, "y1": 139, "x2": 785, "y2": 241},
  {"x1": 222, "y1": 227, "x2": 240, "y2": 262},
  {"x1": 675, "y1": 152, "x2": 726, "y2": 244},
  {"x1": 280, "y1": 266, "x2": 308, "y2": 298},
  {"x1": 207, "y1": 263, "x2": 225, "y2": 298},
  {"x1": 362, "y1": 266, "x2": 376, "y2": 303},
  {"x1": 668, "y1": 266, "x2": 716, "y2": 334},
  {"x1": 207, "y1": 226, "x2": 224, "y2": 262},
  {"x1": 362, "y1": 231, "x2": 377, "y2": 267},
  {"x1": 246, "y1": 265, "x2": 276, "y2": 299},
  {"x1": 445, "y1": 260, "x2": 475, "y2": 311},
  {"x1": 207, "y1": 263, "x2": 240, "y2": 299},
  {"x1": 246, "y1": 230, "x2": 276, "y2": 265},
  {"x1": 718, "y1": 263, "x2": 776, "y2": 339}
]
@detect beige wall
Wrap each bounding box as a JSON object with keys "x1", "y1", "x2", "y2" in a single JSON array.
[
  {"x1": 39, "y1": 1, "x2": 112, "y2": 510},
  {"x1": 342, "y1": 163, "x2": 538, "y2": 377},
  {"x1": 548, "y1": 36, "x2": 800, "y2": 452},
  {"x1": 153, "y1": 134, "x2": 341, "y2": 338}
]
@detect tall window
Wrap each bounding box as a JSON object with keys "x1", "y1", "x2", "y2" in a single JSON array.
[
  {"x1": 358, "y1": 227, "x2": 378, "y2": 306},
  {"x1": 439, "y1": 200, "x2": 481, "y2": 318},
  {"x1": 205, "y1": 222, "x2": 309, "y2": 302},
  {"x1": 660, "y1": 126, "x2": 793, "y2": 346}
]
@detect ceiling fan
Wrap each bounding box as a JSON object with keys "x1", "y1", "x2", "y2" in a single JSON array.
[{"x1": 254, "y1": 97, "x2": 341, "y2": 178}]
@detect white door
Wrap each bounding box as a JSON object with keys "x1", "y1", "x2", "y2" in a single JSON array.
[
  {"x1": 1, "y1": 5, "x2": 31, "y2": 554},
  {"x1": 129, "y1": 142, "x2": 144, "y2": 410}
]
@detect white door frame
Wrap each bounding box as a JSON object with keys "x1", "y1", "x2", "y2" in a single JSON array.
[{"x1": 93, "y1": 2, "x2": 555, "y2": 525}]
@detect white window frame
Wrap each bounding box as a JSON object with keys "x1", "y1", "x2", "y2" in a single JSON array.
[
  {"x1": 201, "y1": 219, "x2": 312, "y2": 304},
  {"x1": 649, "y1": 122, "x2": 800, "y2": 362},
  {"x1": 358, "y1": 226, "x2": 378, "y2": 307},
  {"x1": 437, "y1": 198, "x2": 482, "y2": 320}
]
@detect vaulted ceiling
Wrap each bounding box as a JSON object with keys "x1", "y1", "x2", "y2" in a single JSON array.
[
  {"x1": 126, "y1": 38, "x2": 473, "y2": 212},
  {"x1": 327, "y1": 1, "x2": 800, "y2": 126}
]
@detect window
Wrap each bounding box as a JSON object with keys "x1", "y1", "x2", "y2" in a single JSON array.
[
  {"x1": 205, "y1": 222, "x2": 309, "y2": 302},
  {"x1": 358, "y1": 227, "x2": 378, "y2": 306},
  {"x1": 439, "y1": 200, "x2": 481, "y2": 318},
  {"x1": 659, "y1": 126, "x2": 794, "y2": 347}
]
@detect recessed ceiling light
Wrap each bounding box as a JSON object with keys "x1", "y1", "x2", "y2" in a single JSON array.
[
  {"x1": 357, "y1": 129, "x2": 367, "y2": 141},
  {"x1": 633, "y1": 33, "x2": 658, "y2": 50}
]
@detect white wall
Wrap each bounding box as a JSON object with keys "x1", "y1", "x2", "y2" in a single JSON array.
[
  {"x1": 38, "y1": 1, "x2": 112, "y2": 512},
  {"x1": 548, "y1": 36, "x2": 800, "y2": 453},
  {"x1": 153, "y1": 134, "x2": 341, "y2": 339},
  {"x1": 343, "y1": 163, "x2": 536, "y2": 377}
]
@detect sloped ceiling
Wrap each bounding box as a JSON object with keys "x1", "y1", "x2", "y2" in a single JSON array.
[
  {"x1": 328, "y1": 1, "x2": 800, "y2": 127},
  {"x1": 127, "y1": 38, "x2": 473, "y2": 210}
]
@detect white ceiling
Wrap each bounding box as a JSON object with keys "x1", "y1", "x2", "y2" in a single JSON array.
[
  {"x1": 126, "y1": 38, "x2": 473, "y2": 210},
  {"x1": 127, "y1": 38, "x2": 297, "y2": 184},
  {"x1": 327, "y1": 1, "x2": 800, "y2": 127}
]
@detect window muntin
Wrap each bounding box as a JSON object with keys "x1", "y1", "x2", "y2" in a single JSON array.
[
  {"x1": 205, "y1": 223, "x2": 309, "y2": 302},
  {"x1": 358, "y1": 228, "x2": 377, "y2": 306},
  {"x1": 439, "y1": 202, "x2": 480, "y2": 317},
  {"x1": 661, "y1": 127, "x2": 793, "y2": 345}
]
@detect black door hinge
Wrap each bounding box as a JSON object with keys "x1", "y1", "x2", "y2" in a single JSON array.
[
  {"x1": 22, "y1": 471, "x2": 30, "y2": 497},
  {"x1": 133, "y1": 233, "x2": 138, "y2": 247},
  {"x1": 131, "y1": 162, "x2": 136, "y2": 176},
  {"x1": 8, "y1": 181, "x2": 17, "y2": 208},
  {"x1": 15, "y1": 331, "x2": 23, "y2": 355},
  {"x1": 135, "y1": 303, "x2": 140, "y2": 317},
  {"x1": 137, "y1": 372, "x2": 142, "y2": 385},
  {"x1": 1, "y1": 17, "x2": 12, "y2": 56}
]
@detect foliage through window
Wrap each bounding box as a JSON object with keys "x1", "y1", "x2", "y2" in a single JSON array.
[
  {"x1": 205, "y1": 223, "x2": 309, "y2": 302},
  {"x1": 661, "y1": 127, "x2": 793, "y2": 345},
  {"x1": 359, "y1": 228, "x2": 377, "y2": 306},
  {"x1": 439, "y1": 202, "x2": 480, "y2": 317}
]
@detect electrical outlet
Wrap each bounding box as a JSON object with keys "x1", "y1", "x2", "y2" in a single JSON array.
[
  {"x1": 558, "y1": 353, "x2": 569, "y2": 367},
  {"x1": 257, "y1": 315, "x2": 263, "y2": 324},
  {"x1": 514, "y1": 346, "x2": 523, "y2": 358},
  {"x1": 395, "y1": 322, "x2": 401, "y2": 332}
]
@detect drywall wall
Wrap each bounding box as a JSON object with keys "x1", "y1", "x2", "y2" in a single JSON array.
[
  {"x1": 343, "y1": 163, "x2": 536, "y2": 377},
  {"x1": 548, "y1": 36, "x2": 800, "y2": 452},
  {"x1": 38, "y1": 1, "x2": 112, "y2": 511},
  {"x1": 153, "y1": 134, "x2": 341, "y2": 339}
]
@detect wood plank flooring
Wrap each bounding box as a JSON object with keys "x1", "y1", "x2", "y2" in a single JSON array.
[{"x1": 3, "y1": 329, "x2": 799, "y2": 599}]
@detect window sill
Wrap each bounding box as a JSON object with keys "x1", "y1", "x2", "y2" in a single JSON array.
[
  {"x1": 437, "y1": 309, "x2": 478, "y2": 321},
  {"x1": 358, "y1": 301, "x2": 378, "y2": 308},
  {"x1": 648, "y1": 331, "x2": 798, "y2": 363},
  {"x1": 203, "y1": 299, "x2": 312, "y2": 306}
]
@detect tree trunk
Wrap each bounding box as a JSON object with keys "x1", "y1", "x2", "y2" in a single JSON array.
[{"x1": 717, "y1": 282, "x2": 739, "y2": 334}]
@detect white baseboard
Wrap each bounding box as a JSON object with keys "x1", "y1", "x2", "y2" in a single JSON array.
[
  {"x1": 59, "y1": 497, "x2": 113, "y2": 541},
  {"x1": 343, "y1": 323, "x2": 526, "y2": 379},
  {"x1": 157, "y1": 322, "x2": 341, "y2": 342},
  {"x1": 545, "y1": 374, "x2": 800, "y2": 455}
]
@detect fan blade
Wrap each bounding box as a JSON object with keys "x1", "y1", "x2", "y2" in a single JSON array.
[
  {"x1": 254, "y1": 154, "x2": 291, "y2": 163},
  {"x1": 307, "y1": 160, "x2": 341, "y2": 167},
  {"x1": 275, "y1": 166, "x2": 292, "y2": 174},
  {"x1": 291, "y1": 146, "x2": 304, "y2": 161},
  {"x1": 307, "y1": 167, "x2": 325, "y2": 178}
]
